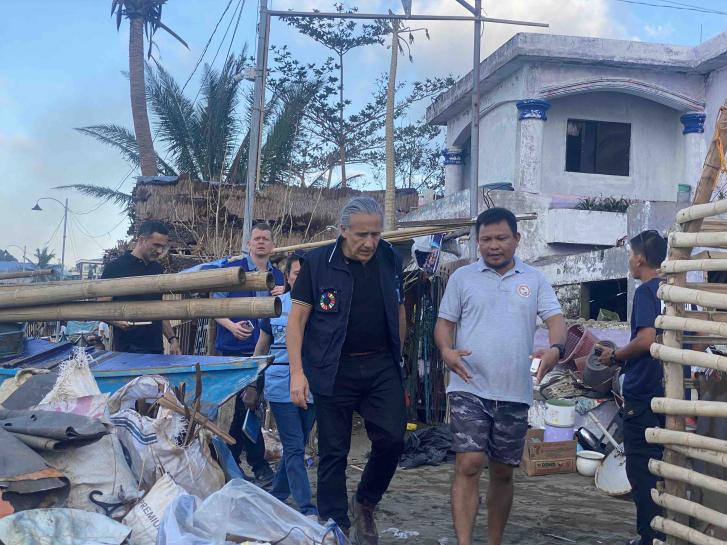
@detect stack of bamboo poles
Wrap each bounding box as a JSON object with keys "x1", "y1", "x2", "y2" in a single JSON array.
[
  {"x1": 648, "y1": 105, "x2": 727, "y2": 545},
  {"x1": 0, "y1": 267, "x2": 281, "y2": 322}
]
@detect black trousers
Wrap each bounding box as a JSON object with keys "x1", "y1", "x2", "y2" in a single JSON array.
[
  {"x1": 623, "y1": 399, "x2": 665, "y2": 544},
  {"x1": 228, "y1": 393, "x2": 270, "y2": 475},
  {"x1": 315, "y1": 353, "x2": 406, "y2": 529}
]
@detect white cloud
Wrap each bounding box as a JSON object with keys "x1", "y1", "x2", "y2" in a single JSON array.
[{"x1": 644, "y1": 22, "x2": 675, "y2": 38}]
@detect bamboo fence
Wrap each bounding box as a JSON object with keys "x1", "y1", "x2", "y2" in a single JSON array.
[{"x1": 647, "y1": 104, "x2": 727, "y2": 545}]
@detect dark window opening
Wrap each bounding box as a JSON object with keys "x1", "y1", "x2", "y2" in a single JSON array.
[
  {"x1": 581, "y1": 279, "x2": 627, "y2": 321},
  {"x1": 566, "y1": 119, "x2": 630, "y2": 176}
]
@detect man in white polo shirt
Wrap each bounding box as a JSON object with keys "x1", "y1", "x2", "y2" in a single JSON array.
[{"x1": 434, "y1": 207, "x2": 566, "y2": 545}]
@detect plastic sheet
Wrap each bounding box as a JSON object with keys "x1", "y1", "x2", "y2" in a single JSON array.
[
  {"x1": 0, "y1": 508, "x2": 130, "y2": 545},
  {"x1": 157, "y1": 479, "x2": 344, "y2": 545}
]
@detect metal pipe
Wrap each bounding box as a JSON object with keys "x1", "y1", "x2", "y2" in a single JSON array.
[{"x1": 267, "y1": 10, "x2": 548, "y2": 27}]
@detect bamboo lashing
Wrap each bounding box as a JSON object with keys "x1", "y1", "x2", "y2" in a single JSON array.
[
  {"x1": 658, "y1": 283, "x2": 727, "y2": 308},
  {"x1": 0, "y1": 268, "x2": 273, "y2": 309},
  {"x1": 652, "y1": 398, "x2": 727, "y2": 418},
  {"x1": 649, "y1": 459, "x2": 727, "y2": 496},
  {"x1": 0, "y1": 269, "x2": 53, "y2": 281},
  {"x1": 646, "y1": 428, "x2": 727, "y2": 454},
  {"x1": 667, "y1": 444, "x2": 727, "y2": 469},
  {"x1": 670, "y1": 231, "x2": 727, "y2": 249},
  {"x1": 651, "y1": 516, "x2": 727, "y2": 545},
  {"x1": 662, "y1": 259, "x2": 727, "y2": 274},
  {"x1": 651, "y1": 490, "x2": 727, "y2": 531},
  {"x1": 0, "y1": 296, "x2": 281, "y2": 322},
  {"x1": 650, "y1": 344, "x2": 727, "y2": 374}
]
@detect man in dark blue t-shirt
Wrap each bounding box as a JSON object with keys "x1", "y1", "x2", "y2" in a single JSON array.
[{"x1": 597, "y1": 230, "x2": 667, "y2": 545}]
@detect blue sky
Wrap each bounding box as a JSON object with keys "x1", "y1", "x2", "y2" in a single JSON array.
[{"x1": 1, "y1": 0, "x2": 726, "y2": 267}]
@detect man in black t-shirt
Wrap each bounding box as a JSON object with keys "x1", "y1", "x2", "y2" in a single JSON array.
[
  {"x1": 287, "y1": 197, "x2": 406, "y2": 543},
  {"x1": 101, "y1": 220, "x2": 181, "y2": 355}
]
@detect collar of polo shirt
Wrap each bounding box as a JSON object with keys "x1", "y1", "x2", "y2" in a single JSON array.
[{"x1": 476, "y1": 255, "x2": 524, "y2": 274}]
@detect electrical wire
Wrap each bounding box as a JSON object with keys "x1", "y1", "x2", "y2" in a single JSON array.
[
  {"x1": 41, "y1": 215, "x2": 65, "y2": 250},
  {"x1": 612, "y1": 0, "x2": 727, "y2": 15},
  {"x1": 182, "y1": 0, "x2": 237, "y2": 92}
]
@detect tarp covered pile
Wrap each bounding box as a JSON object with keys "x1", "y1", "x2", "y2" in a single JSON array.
[{"x1": 0, "y1": 349, "x2": 341, "y2": 545}]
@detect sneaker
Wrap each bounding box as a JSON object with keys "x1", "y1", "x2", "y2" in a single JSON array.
[{"x1": 350, "y1": 497, "x2": 378, "y2": 545}]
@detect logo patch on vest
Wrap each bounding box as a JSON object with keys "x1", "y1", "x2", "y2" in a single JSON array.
[
  {"x1": 517, "y1": 284, "x2": 532, "y2": 298},
  {"x1": 319, "y1": 289, "x2": 338, "y2": 312}
]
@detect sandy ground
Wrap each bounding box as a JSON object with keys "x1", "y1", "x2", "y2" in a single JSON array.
[{"x1": 254, "y1": 416, "x2": 637, "y2": 545}]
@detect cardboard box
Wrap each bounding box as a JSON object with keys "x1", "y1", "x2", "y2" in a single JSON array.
[{"x1": 521, "y1": 428, "x2": 577, "y2": 476}]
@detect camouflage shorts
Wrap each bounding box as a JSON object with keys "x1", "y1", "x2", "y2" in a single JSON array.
[{"x1": 449, "y1": 392, "x2": 529, "y2": 466}]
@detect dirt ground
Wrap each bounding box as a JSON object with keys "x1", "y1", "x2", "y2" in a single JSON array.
[{"x1": 302, "y1": 418, "x2": 637, "y2": 545}]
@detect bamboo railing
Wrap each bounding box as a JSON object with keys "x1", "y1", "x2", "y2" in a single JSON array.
[{"x1": 647, "y1": 105, "x2": 727, "y2": 545}]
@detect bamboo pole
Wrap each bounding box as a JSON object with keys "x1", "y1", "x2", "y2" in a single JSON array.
[
  {"x1": 686, "y1": 282, "x2": 727, "y2": 294},
  {"x1": 658, "y1": 284, "x2": 727, "y2": 309},
  {"x1": 685, "y1": 310, "x2": 727, "y2": 322},
  {"x1": 658, "y1": 114, "x2": 724, "y2": 540},
  {"x1": 662, "y1": 259, "x2": 727, "y2": 274},
  {"x1": 670, "y1": 232, "x2": 727, "y2": 249},
  {"x1": 652, "y1": 490, "x2": 727, "y2": 531},
  {"x1": 652, "y1": 398, "x2": 727, "y2": 418},
  {"x1": 0, "y1": 268, "x2": 273, "y2": 309},
  {"x1": 690, "y1": 251, "x2": 727, "y2": 261},
  {"x1": 646, "y1": 428, "x2": 727, "y2": 454},
  {"x1": 0, "y1": 269, "x2": 53, "y2": 280},
  {"x1": 668, "y1": 444, "x2": 727, "y2": 469},
  {"x1": 677, "y1": 199, "x2": 727, "y2": 224},
  {"x1": 650, "y1": 344, "x2": 727, "y2": 374},
  {"x1": 651, "y1": 516, "x2": 727, "y2": 545},
  {"x1": 0, "y1": 297, "x2": 281, "y2": 322},
  {"x1": 657, "y1": 315, "x2": 727, "y2": 336},
  {"x1": 157, "y1": 391, "x2": 235, "y2": 444},
  {"x1": 649, "y1": 459, "x2": 727, "y2": 496}
]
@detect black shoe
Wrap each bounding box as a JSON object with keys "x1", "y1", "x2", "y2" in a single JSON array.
[{"x1": 254, "y1": 466, "x2": 275, "y2": 488}]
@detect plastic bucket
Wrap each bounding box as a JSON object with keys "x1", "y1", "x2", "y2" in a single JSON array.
[
  {"x1": 545, "y1": 399, "x2": 576, "y2": 428},
  {"x1": 544, "y1": 424, "x2": 574, "y2": 442}
]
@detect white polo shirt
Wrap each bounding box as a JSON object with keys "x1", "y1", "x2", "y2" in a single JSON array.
[{"x1": 438, "y1": 256, "x2": 562, "y2": 405}]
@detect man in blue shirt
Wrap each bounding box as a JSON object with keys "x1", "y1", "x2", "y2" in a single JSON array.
[
  {"x1": 598, "y1": 230, "x2": 667, "y2": 545},
  {"x1": 214, "y1": 222, "x2": 285, "y2": 486}
]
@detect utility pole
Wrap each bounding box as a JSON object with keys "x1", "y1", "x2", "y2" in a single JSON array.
[
  {"x1": 61, "y1": 198, "x2": 68, "y2": 279},
  {"x1": 241, "y1": 0, "x2": 271, "y2": 252},
  {"x1": 469, "y1": 0, "x2": 482, "y2": 260}
]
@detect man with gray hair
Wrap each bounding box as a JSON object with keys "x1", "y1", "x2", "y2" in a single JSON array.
[{"x1": 287, "y1": 196, "x2": 406, "y2": 544}]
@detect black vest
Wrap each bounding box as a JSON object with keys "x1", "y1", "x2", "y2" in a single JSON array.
[{"x1": 301, "y1": 238, "x2": 403, "y2": 396}]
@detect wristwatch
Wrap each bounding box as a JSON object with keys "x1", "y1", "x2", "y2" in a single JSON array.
[
  {"x1": 550, "y1": 343, "x2": 565, "y2": 359},
  {"x1": 168, "y1": 336, "x2": 178, "y2": 343}
]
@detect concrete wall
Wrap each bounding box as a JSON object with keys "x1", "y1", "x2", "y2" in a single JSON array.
[
  {"x1": 479, "y1": 103, "x2": 518, "y2": 186},
  {"x1": 545, "y1": 209, "x2": 627, "y2": 246},
  {"x1": 541, "y1": 92, "x2": 684, "y2": 201},
  {"x1": 706, "y1": 65, "x2": 727, "y2": 137}
]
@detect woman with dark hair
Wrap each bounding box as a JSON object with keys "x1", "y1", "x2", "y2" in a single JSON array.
[{"x1": 254, "y1": 251, "x2": 318, "y2": 519}]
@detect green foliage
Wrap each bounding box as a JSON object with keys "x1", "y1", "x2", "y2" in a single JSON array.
[
  {"x1": 0, "y1": 250, "x2": 18, "y2": 262},
  {"x1": 575, "y1": 195, "x2": 632, "y2": 213},
  {"x1": 33, "y1": 247, "x2": 56, "y2": 269},
  {"x1": 111, "y1": 0, "x2": 188, "y2": 58},
  {"x1": 54, "y1": 185, "x2": 133, "y2": 214}
]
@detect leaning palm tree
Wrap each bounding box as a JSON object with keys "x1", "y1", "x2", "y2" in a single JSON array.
[
  {"x1": 111, "y1": 0, "x2": 188, "y2": 176},
  {"x1": 33, "y1": 247, "x2": 57, "y2": 269}
]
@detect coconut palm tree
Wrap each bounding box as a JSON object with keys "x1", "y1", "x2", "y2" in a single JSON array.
[
  {"x1": 62, "y1": 53, "x2": 317, "y2": 206},
  {"x1": 111, "y1": 0, "x2": 188, "y2": 176},
  {"x1": 33, "y1": 247, "x2": 56, "y2": 269}
]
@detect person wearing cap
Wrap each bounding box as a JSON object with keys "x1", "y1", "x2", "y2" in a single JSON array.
[{"x1": 287, "y1": 196, "x2": 406, "y2": 544}]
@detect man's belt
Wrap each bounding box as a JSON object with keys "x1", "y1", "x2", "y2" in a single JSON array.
[{"x1": 343, "y1": 348, "x2": 388, "y2": 358}]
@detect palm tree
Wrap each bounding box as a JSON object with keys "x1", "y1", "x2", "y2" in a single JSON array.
[
  {"x1": 34, "y1": 247, "x2": 56, "y2": 269},
  {"x1": 69, "y1": 53, "x2": 316, "y2": 201},
  {"x1": 111, "y1": 0, "x2": 188, "y2": 176}
]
